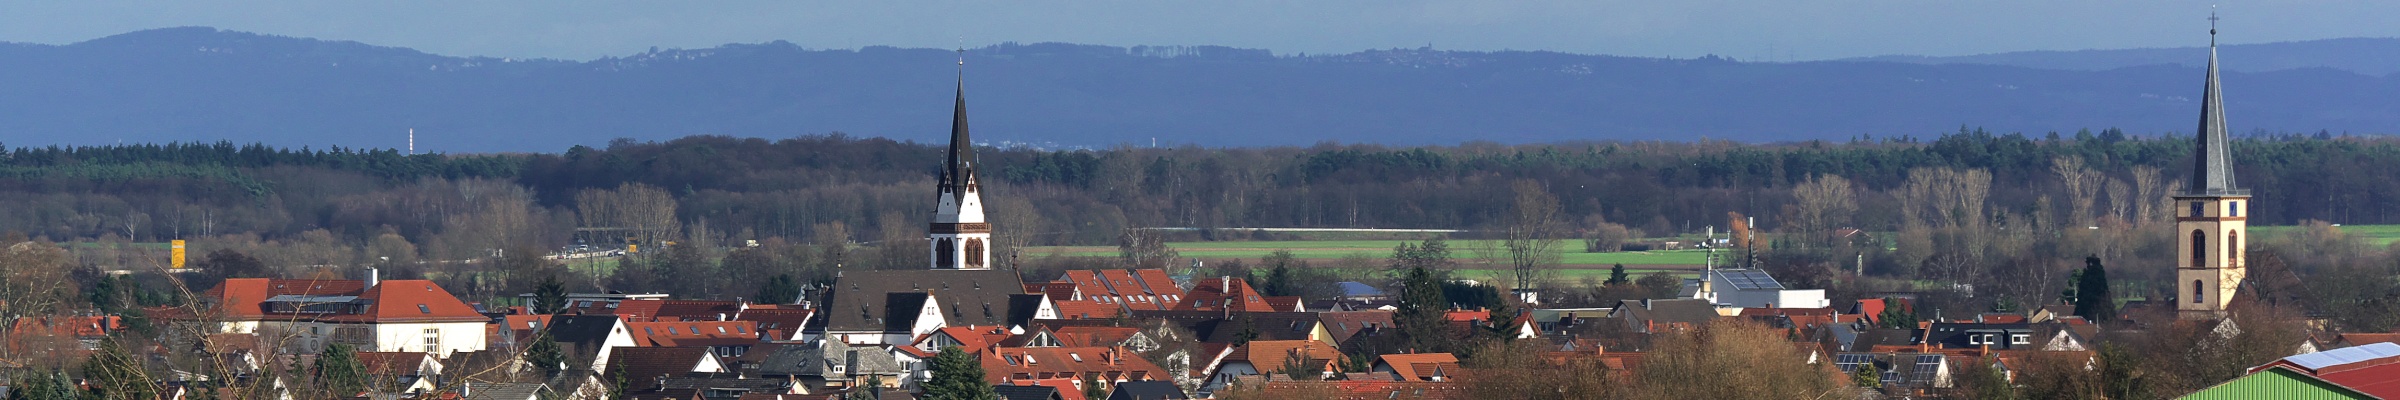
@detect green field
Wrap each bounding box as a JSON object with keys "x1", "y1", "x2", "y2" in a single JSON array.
[
  {"x1": 2250, "y1": 224, "x2": 2400, "y2": 246},
  {"x1": 1026, "y1": 239, "x2": 1714, "y2": 269}
]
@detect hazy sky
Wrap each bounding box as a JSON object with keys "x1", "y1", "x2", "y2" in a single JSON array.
[{"x1": 2, "y1": 1, "x2": 2393, "y2": 61}]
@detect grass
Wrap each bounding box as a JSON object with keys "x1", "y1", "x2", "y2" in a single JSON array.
[
  {"x1": 1025, "y1": 239, "x2": 1715, "y2": 268},
  {"x1": 2250, "y1": 223, "x2": 2400, "y2": 247}
]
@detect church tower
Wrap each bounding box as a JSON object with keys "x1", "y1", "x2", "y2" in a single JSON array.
[
  {"x1": 2176, "y1": 17, "x2": 2248, "y2": 320},
  {"x1": 931, "y1": 55, "x2": 993, "y2": 270}
]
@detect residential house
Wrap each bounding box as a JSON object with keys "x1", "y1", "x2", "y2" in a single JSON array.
[
  {"x1": 545, "y1": 315, "x2": 639, "y2": 372},
  {"x1": 356, "y1": 351, "x2": 442, "y2": 394},
  {"x1": 605, "y1": 346, "x2": 728, "y2": 392},
  {"x1": 1831, "y1": 352, "x2": 1955, "y2": 390},
  {"x1": 461, "y1": 382, "x2": 549, "y2": 400},
  {"x1": 984, "y1": 346, "x2": 1168, "y2": 384},
  {"x1": 994, "y1": 384, "x2": 1071, "y2": 400},
  {"x1": 1176, "y1": 277, "x2": 1276, "y2": 313},
  {"x1": 747, "y1": 340, "x2": 905, "y2": 394},
  {"x1": 191, "y1": 278, "x2": 488, "y2": 357},
  {"x1": 1370, "y1": 353, "x2": 1461, "y2": 382},
  {"x1": 1057, "y1": 269, "x2": 1186, "y2": 311},
  {"x1": 1199, "y1": 340, "x2": 1342, "y2": 395},
  {"x1": 626, "y1": 320, "x2": 762, "y2": 358}
]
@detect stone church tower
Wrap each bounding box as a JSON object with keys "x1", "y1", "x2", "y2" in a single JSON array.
[
  {"x1": 2176, "y1": 21, "x2": 2248, "y2": 320},
  {"x1": 931, "y1": 58, "x2": 993, "y2": 270}
]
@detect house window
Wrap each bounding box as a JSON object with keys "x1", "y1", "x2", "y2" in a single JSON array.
[
  {"x1": 2230, "y1": 201, "x2": 2241, "y2": 217},
  {"x1": 418, "y1": 304, "x2": 431, "y2": 314},
  {"x1": 423, "y1": 328, "x2": 441, "y2": 353},
  {"x1": 2193, "y1": 280, "x2": 2204, "y2": 303},
  {"x1": 2191, "y1": 230, "x2": 2206, "y2": 268},
  {"x1": 964, "y1": 239, "x2": 985, "y2": 267},
  {"x1": 934, "y1": 239, "x2": 956, "y2": 268},
  {"x1": 2011, "y1": 334, "x2": 2031, "y2": 345}
]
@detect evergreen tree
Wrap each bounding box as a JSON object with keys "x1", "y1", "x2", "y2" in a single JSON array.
[
  {"x1": 1877, "y1": 298, "x2": 1918, "y2": 329},
  {"x1": 526, "y1": 333, "x2": 566, "y2": 376},
  {"x1": 2074, "y1": 255, "x2": 2116, "y2": 323},
  {"x1": 1852, "y1": 362, "x2": 1882, "y2": 388},
  {"x1": 533, "y1": 274, "x2": 568, "y2": 314},
  {"x1": 1396, "y1": 265, "x2": 1452, "y2": 353},
  {"x1": 924, "y1": 346, "x2": 996, "y2": 400},
  {"x1": 1605, "y1": 263, "x2": 1630, "y2": 285},
  {"x1": 316, "y1": 343, "x2": 370, "y2": 397},
  {"x1": 10, "y1": 369, "x2": 82, "y2": 400},
  {"x1": 757, "y1": 274, "x2": 804, "y2": 305}
]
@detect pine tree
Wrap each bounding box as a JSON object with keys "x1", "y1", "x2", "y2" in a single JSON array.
[
  {"x1": 757, "y1": 274, "x2": 804, "y2": 304},
  {"x1": 1605, "y1": 263, "x2": 1630, "y2": 285},
  {"x1": 533, "y1": 274, "x2": 568, "y2": 314},
  {"x1": 2074, "y1": 255, "x2": 2116, "y2": 323},
  {"x1": 924, "y1": 346, "x2": 996, "y2": 400},
  {"x1": 1082, "y1": 372, "x2": 1108, "y2": 399},
  {"x1": 1396, "y1": 265, "x2": 1452, "y2": 353},
  {"x1": 526, "y1": 333, "x2": 566, "y2": 376},
  {"x1": 317, "y1": 343, "x2": 370, "y2": 397}
]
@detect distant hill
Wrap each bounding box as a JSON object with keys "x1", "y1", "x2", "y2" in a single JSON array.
[
  {"x1": 1, "y1": 27, "x2": 2395, "y2": 152},
  {"x1": 1849, "y1": 38, "x2": 2400, "y2": 76}
]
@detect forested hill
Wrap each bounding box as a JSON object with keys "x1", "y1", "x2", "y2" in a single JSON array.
[{"x1": 1, "y1": 27, "x2": 2395, "y2": 152}]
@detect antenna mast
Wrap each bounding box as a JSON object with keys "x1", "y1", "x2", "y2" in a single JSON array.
[{"x1": 408, "y1": 128, "x2": 415, "y2": 155}]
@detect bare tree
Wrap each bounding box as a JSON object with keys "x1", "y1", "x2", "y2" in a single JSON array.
[
  {"x1": 1119, "y1": 227, "x2": 1180, "y2": 271},
  {"x1": 2051, "y1": 158, "x2": 2105, "y2": 226},
  {"x1": 1788, "y1": 174, "x2": 1857, "y2": 247},
  {"x1": 2130, "y1": 166, "x2": 2169, "y2": 225},
  {"x1": 1502, "y1": 180, "x2": 1565, "y2": 294}
]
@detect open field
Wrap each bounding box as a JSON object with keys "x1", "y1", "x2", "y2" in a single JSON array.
[
  {"x1": 2250, "y1": 224, "x2": 2400, "y2": 247},
  {"x1": 1025, "y1": 239, "x2": 1715, "y2": 270}
]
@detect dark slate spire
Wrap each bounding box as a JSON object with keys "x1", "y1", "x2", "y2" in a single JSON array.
[
  {"x1": 943, "y1": 49, "x2": 976, "y2": 196},
  {"x1": 2189, "y1": 13, "x2": 2242, "y2": 196}
]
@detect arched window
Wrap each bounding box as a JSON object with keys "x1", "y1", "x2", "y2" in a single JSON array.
[
  {"x1": 964, "y1": 239, "x2": 986, "y2": 267},
  {"x1": 935, "y1": 239, "x2": 956, "y2": 268},
  {"x1": 2191, "y1": 230, "x2": 2206, "y2": 268},
  {"x1": 2193, "y1": 280, "x2": 2204, "y2": 303},
  {"x1": 2228, "y1": 230, "x2": 2241, "y2": 263}
]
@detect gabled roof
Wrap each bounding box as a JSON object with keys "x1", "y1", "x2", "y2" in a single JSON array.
[
  {"x1": 606, "y1": 346, "x2": 716, "y2": 385},
  {"x1": 1263, "y1": 297, "x2": 1303, "y2": 312},
  {"x1": 815, "y1": 269, "x2": 1025, "y2": 332},
  {"x1": 734, "y1": 309, "x2": 813, "y2": 340},
  {"x1": 1059, "y1": 270, "x2": 1184, "y2": 311},
  {"x1": 626, "y1": 320, "x2": 759, "y2": 347},
  {"x1": 984, "y1": 346, "x2": 1167, "y2": 383},
  {"x1": 1050, "y1": 327, "x2": 1143, "y2": 348},
  {"x1": 462, "y1": 382, "x2": 548, "y2": 400},
  {"x1": 1203, "y1": 312, "x2": 1324, "y2": 344},
  {"x1": 1230, "y1": 340, "x2": 1342, "y2": 375},
  {"x1": 1611, "y1": 299, "x2": 1719, "y2": 332},
  {"x1": 652, "y1": 300, "x2": 746, "y2": 322},
  {"x1": 1375, "y1": 353, "x2": 1460, "y2": 382},
  {"x1": 1178, "y1": 277, "x2": 1274, "y2": 313},
  {"x1": 1317, "y1": 311, "x2": 1395, "y2": 345},
  {"x1": 994, "y1": 384, "x2": 1070, "y2": 400},
  {"x1": 1051, "y1": 300, "x2": 1124, "y2": 320},
  {"x1": 921, "y1": 325, "x2": 1012, "y2": 351},
  {"x1": 1107, "y1": 380, "x2": 1190, "y2": 400}
]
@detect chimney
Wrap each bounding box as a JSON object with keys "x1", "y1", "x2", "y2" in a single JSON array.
[{"x1": 366, "y1": 267, "x2": 380, "y2": 288}]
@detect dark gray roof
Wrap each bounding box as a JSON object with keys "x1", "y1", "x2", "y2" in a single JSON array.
[
  {"x1": 993, "y1": 384, "x2": 1065, "y2": 400},
  {"x1": 2189, "y1": 29, "x2": 2243, "y2": 196},
  {"x1": 1610, "y1": 299, "x2": 1719, "y2": 332},
  {"x1": 814, "y1": 269, "x2": 1025, "y2": 332},
  {"x1": 752, "y1": 340, "x2": 904, "y2": 378},
  {"x1": 1008, "y1": 294, "x2": 1046, "y2": 329},
  {"x1": 463, "y1": 382, "x2": 548, "y2": 400},
  {"x1": 545, "y1": 315, "x2": 623, "y2": 361},
  {"x1": 1108, "y1": 381, "x2": 1191, "y2": 400},
  {"x1": 942, "y1": 67, "x2": 977, "y2": 198},
  {"x1": 1203, "y1": 312, "x2": 1322, "y2": 343}
]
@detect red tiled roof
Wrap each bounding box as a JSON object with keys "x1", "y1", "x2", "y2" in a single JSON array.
[
  {"x1": 735, "y1": 309, "x2": 812, "y2": 340},
  {"x1": 625, "y1": 321, "x2": 759, "y2": 347},
  {"x1": 2336, "y1": 333, "x2": 2400, "y2": 347},
  {"x1": 1255, "y1": 380, "x2": 1468, "y2": 400},
  {"x1": 1059, "y1": 270, "x2": 1183, "y2": 311},
  {"x1": 983, "y1": 346, "x2": 1167, "y2": 384},
  {"x1": 1376, "y1": 353, "x2": 1460, "y2": 382},
  {"x1": 1232, "y1": 340, "x2": 1343, "y2": 376},
  {"x1": 329, "y1": 280, "x2": 487, "y2": 323},
  {"x1": 1264, "y1": 296, "x2": 1303, "y2": 312},
  {"x1": 6, "y1": 315, "x2": 119, "y2": 339},
  {"x1": 997, "y1": 378, "x2": 1089, "y2": 400},
  {"x1": 1051, "y1": 300, "x2": 1123, "y2": 320},
  {"x1": 921, "y1": 325, "x2": 1013, "y2": 351},
  {"x1": 1179, "y1": 277, "x2": 1273, "y2": 312},
  {"x1": 606, "y1": 346, "x2": 715, "y2": 384},
  {"x1": 1050, "y1": 327, "x2": 1142, "y2": 348},
  {"x1": 201, "y1": 278, "x2": 368, "y2": 319},
  {"x1": 652, "y1": 300, "x2": 744, "y2": 322}
]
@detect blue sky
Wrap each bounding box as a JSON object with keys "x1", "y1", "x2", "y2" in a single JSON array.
[{"x1": 2, "y1": 1, "x2": 2393, "y2": 60}]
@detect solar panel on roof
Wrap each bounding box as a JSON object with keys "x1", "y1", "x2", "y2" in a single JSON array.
[{"x1": 2285, "y1": 342, "x2": 2400, "y2": 370}]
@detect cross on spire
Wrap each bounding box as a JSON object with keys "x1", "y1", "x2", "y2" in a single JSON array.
[{"x1": 2210, "y1": 6, "x2": 2220, "y2": 43}]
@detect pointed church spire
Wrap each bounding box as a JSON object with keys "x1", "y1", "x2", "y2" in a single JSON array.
[
  {"x1": 944, "y1": 47, "x2": 975, "y2": 197},
  {"x1": 2189, "y1": 10, "x2": 2241, "y2": 195}
]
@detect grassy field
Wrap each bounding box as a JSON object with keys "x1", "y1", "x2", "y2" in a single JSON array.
[
  {"x1": 2250, "y1": 224, "x2": 2400, "y2": 246},
  {"x1": 1025, "y1": 239, "x2": 1714, "y2": 269}
]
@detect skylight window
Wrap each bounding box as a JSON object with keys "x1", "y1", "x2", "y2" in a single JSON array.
[{"x1": 418, "y1": 304, "x2": 431, "y2": 314}]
